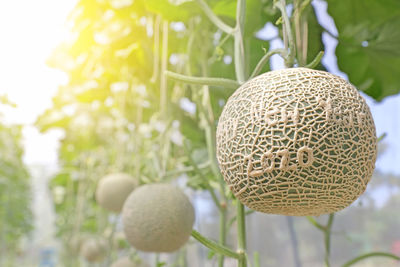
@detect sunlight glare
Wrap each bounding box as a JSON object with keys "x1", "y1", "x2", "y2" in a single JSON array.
[
  {"x1": 0, "y1": 0, "x2": 77, "y2": 125},
  {"x1": 0, "y1": 0, "x2": 77, "y2": 165}
]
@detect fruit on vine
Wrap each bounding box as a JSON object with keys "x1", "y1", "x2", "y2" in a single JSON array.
[
  {"x1": 111, "y1": 256, "x2": 148, "y2": 267},
  {"x1": 67, "y1": 235, "x2": 86, "y2": 255},
  {"x1": 95, "y1": 173, "x2": 137, "y2": 213},
  {"x1": 122, "y1": 183, "x2": 195, "y2": 252},
  {"x1": 216, "y1": 67, "x2": 377, "y2": 216},
  {"x1": 79, "y1": 238, "x2": 107, "y2": 262}
]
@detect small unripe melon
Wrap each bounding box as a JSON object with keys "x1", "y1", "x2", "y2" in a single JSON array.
[
  {"x1": 67, "y1": 235, "x2": 85, "y2": 255},
  {"x1": 80, "y1": 238, "x2": 107, "y2": 262},
  {"x1": 216, "y1": 67, "x2": 377, "y2": 216},
  {"x1": 96, "y1": 173, "x2": 137, "y2": 213},
  {"x1": 122, "y1": 184, "x2": 195, "y2": 253},
  {"x1": 111, "y1": 256, "x2": 148, "y2": 267}
]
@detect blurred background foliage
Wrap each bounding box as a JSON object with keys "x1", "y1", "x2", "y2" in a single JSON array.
[
  {"x1": 0, "y1": 98, "x2": 33, "y2": 264},
  {"x1": 1, "y1": 0, "x2": 400, "y2": 266}
]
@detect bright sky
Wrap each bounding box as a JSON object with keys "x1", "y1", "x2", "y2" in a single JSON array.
[{"x1": 0, "y1": 0, "x2": 77, "y2": 166}]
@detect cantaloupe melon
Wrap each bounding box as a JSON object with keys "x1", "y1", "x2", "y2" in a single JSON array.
[
  {"x1": 80, "y1": 238, "x2": 107, "y2": 262},
  {"x1": 110, "y1": 256, "x2": 148, "y2": 267},
  {"x1": 122, "y1": 184, "x2": 195, "y2": 252},
  {"x1": 216, "y1": 68, "x2": 377, "y2": 216},
  {"x1": 95, "y1": 173, "x2": 137, "y2": 213}
]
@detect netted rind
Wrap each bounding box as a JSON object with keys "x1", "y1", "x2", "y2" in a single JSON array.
[
  {"x1": 122, "y1": 184, "x2": 195, "y2": 253},
  {"x1": 216, "y1": 68, "x2": 377, "y2": 216}
]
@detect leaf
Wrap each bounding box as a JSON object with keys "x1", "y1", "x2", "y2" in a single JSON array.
[
  {"x1": 212, "y1": 0, "x2": 270, "y2": 36},
  {"x1": 145, "y1": 0, "x2": 199, "y2": 21},
  {"x1": 327, "y1": 0, "x2": 400, "y2": 100},
  {"x1": 211, "y1": 0, "x2": 236, "y2": 20},
  {"x1": 304, "y1": 4, "x2": 324, "y2": 69},
  {"x1": 247, "y1": 37, "x2": 270, "y2": 77}
]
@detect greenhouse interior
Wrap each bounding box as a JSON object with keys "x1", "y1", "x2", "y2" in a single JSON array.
[{"x1": 0, "y1": 0, "x2": 400, "y2": 266}]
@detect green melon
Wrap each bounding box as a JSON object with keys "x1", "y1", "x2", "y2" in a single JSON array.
[
  {"x1": 79, "y1": 238, "x2": 107, "y2": 263},
  {"x1": 95, "y1": 173, "x2": 137, "y2": 213},
  {"x1": 67, "y1": 235, "x2": 86, "y2": 255},
  {"x1": 111, "y1": 256, "x2": 148, "y2": 267},
  {"x1": 122, "y1": 184, "x2": 195, "y2": 253},
  {"x1": 216, "y1": 67, "x2": 377, "y2": 216}
]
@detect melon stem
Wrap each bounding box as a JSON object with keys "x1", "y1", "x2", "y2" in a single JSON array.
[
  {"x1": 218, "y1": 206, "x2": 227, "y2": 267},
  {"x1": 323, "y1": 213, "x2": 335, "y2": 267},
  {"x1": 236, "y1": 201, "x2": 247, "y2": 267}
]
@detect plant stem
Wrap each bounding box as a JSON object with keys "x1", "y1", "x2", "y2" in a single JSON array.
[
  {"x1": 307, "y1": 214, "x2": 335, "y2": 267},
  {"x1": 253, "y1": 252, "x2": 260, "y2": 267},
  {"x1": 218, "y1": 207, "x2": 227, "y2": 267},
  {"x1": 236, "y1": 201, "x2": 247, "y2": 267},
  {"x1": 228, "y1": 210, "x2": 255, "y2": 229},
  {"x1": 305, "y1": 51, "x2": 324, "y2": 69},
  {"x1": 275, "y1": 0, "x2": 296, "y2": 67},
  {"x1": 195, "y1": 0, "x2": 234, "y2": 34},
  {"x1": 324, "y1": 214, "x2": 334, "y2": 267},
  {"x1": 342, "y1": 252, "x2": 400, "y2": 267},
  {"x1": 233, "y1": 1, "x2": 248, "y2": 266},
  {"x1": 377, "y1": 132, "x2": 387, "y2": 142},
  {"x1": 306, "y1": 216, "x2": 325, "y2": 231},
  {"x1": 234, "y1": 0, "x2": 246, "y2": 83},
  {"x1": 160, "y1": 20, "x2": 169, "y2": 116},
  {"x1": 150, "y1": 15, "x2": 161, "y2": 83},
  {"x1": 165, "y1": 71, "x2": 240, "y2": 89},
  {"x1": 191, "y1": 230, "x2": 241, "y2": 259},
  {"x1": 250, "y1": 48, "x2": 288, "y2": 78},
  {"x1": 105, "y1": 215, "x2": 119, "y2": 266}
]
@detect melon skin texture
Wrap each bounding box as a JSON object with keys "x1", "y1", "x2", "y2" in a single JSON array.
[
  {"x1": 95, "y1": 173, "x2": 137, "y2": 213},
  {"x1": 79, "y1": 238, "x2": 107, "y2": 263},
  {"x1": 111, "y1": 256, "x2": 148, "y2": 267},
  {"x1": 122, "y1": 184, "x2": 195, "y2": 253},
  {"x1": 216, "y1": 67, "x2": 377, "y2": 216}
]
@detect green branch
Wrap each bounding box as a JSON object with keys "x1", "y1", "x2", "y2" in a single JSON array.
[
  {"x1": 191, "y1": 230, "x2": 240, "y2": 259},
  {"x1": 236, "y1": 201, "x2": 247, "y2": 267},
  {"x1": 234, "y1": 0, "x2": 246, "y2": 83},
  {"x1": 342, "y1": 252, "x2": 400, "y2": 267},
  {"x1": 324, "y1": 214, "x2": 334, "y2": 267},
  {"x1": 307, "y1": 214, "x2": 335, "y2": 267},
  {"x1": 275, "y1": 0, "x2": 296, "y2": 67},
  {"x1": 377, "y1": 132, "x2": 387, "y2": 142},
  {"x1": 228, "y1": 210, "x2": 255, "y2": 229},
  {"x1": 165, "y1": 71, "x2": 240, "y2": 89},
  {"x1": 250, "y1": 49, "x2": 288, "y2": 78},
  {"x1": 306, "y1": 216, "x2": 325, "y2": 231},
  {"x1": 305, "y1": 51, "x2": 324, "y2": 69}
]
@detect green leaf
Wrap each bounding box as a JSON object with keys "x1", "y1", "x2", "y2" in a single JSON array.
[
  {"x1": 327, "y1": 0, "x2": 400, "y2": 100},
  {"x1": 211, "y1": 0, "x2": 236, "y2": 21},
  {"x1": 247, "y1": 37, "x2": 270, "y2": 77},
  {"x1": 212, "y1": 0, "x2": 269, "y2": 36},
  {"x1": 145, "y1": 0, "x2": 199, "y2": 21},
  {"x1": 304, "y1": 5, "x2": 324, "y2": 69}
]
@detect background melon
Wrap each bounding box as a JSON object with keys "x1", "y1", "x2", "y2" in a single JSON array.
[
  {"x1": 122, "y1": 183, "x2": 195, "y2": 253},
  {"x1": 110, "y1": 256, "x2": 148, "y2": 267},
  {"x1": 95, "y1": 173, "x2": 137, "y2": 213},
  {"x1": 79, "y1": 238, "x2": 107, "y2": 262},
  {"x1": 66, "y1": 235, "x2": 86, "y2": 255},
  {"x1": 216, "y1": 67, "x2": 377, "y2": 216}
]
